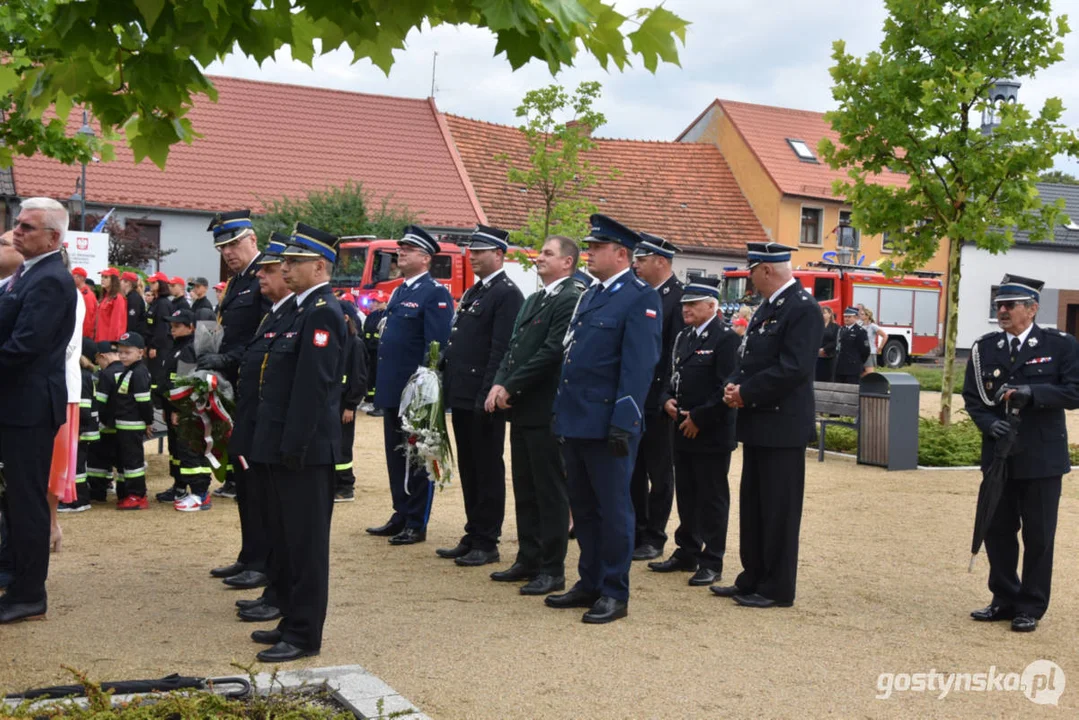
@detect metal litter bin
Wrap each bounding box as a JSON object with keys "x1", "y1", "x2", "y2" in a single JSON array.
[{"x1": 857, "y1": 372, "x2": 920, "y2": 471}]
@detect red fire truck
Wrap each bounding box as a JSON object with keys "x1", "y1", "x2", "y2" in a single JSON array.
[
  {"x1": 720, "y1": 262, "x2": 943, "y2": 367},
  {"x1": 331, "y1": 236, "x2": 476, "y2": 309}
]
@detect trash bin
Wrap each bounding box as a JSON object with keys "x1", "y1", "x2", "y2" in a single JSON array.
[{"x1": 857, "y1": 372, "x2": 920, "y2": 471}]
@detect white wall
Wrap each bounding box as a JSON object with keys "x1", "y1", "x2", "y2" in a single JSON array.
[
  {"x1": 673, "y1": 251, "x2": 744, "y2": 282},
  {"x1": 957, "y1": 243, "x2": 1079, "y2": 349}
]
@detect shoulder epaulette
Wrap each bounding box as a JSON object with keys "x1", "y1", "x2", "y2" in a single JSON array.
[
  {"x1": 975, "y1": 330, "x2": 999, "y2": 343},
  {"x1": 634, "y1": 277, "x2": 647, "y2": 288}
]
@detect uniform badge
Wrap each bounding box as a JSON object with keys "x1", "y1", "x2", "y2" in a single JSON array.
[
  {"x1": 777, "y1": 298, "x2": 785, "y2": 307},
  {"x1": 993, "y1": 369, "x2": 1001, "y2": 377},
  {"x1": 997, "y1": 338, "x2": 1005, "y2": 349},
  {"x1": 1028, "y1": 337, "x2": 1038, "y2": 348},
  {"x1": 663, "y1": 286, "x2": 670, "y2": 295},
  {"x1": 438, "y1": 302, "x2": 448, "y2": 309},
  {"x1": 985, "y1": 381, "x2": 993, "y2": 390},
  {"x1": 645, "y1": 308, "x2": 657, "y2": 319},
  {"x1": 313, "y1": 330, "x2": 329, "y2": 348},
  {"x1": 1025, "y1": 356, "x2": 1052, "y2": 365}
]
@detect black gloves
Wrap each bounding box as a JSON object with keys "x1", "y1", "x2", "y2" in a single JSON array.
[
  {"x1": 989, "y1": 419, "x2": 1011, "y2": 439},
  {"x1": 994, "y1": 384, "x2": 1032, "y2": 409},
  {"x1": 282, "y1": 453, "x2": 304, "y2": 471},
  {"x1": 608, "y1": 427, "x2": 632, "y2": 458},
  {"x1": 196, "y1": 353, "x2": 227, "y2": 371}
]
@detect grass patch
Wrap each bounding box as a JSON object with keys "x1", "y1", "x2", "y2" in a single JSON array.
[
  {"x1": 879, "y1": 364, "x2": 965, "y2": 393},
  {"x1": 818, "y1": 415, "x2": 983, "y2": 466}
]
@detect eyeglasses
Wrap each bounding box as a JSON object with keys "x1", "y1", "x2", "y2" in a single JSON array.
[
  {"x1": 15, "y1": 221, "x2": 42, "y2": 233},
  {"x1": 995, "y1": 300, "x2": 1030, "y2": 310}
]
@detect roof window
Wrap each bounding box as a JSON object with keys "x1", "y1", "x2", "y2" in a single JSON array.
[{"x1": 786, "y1": 138, "x2": 817, "y2": 163}]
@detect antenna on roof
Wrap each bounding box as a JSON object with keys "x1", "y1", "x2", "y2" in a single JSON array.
[{"x1": 430, "y1": 51, "x2": 438, "y2": 99}]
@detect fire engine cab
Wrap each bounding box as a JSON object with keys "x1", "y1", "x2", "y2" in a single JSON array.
[{"x1": 720, "y1": 262, "x2": 943, "y2": 368}]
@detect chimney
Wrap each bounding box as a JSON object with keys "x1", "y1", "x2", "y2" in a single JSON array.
[{"x1": 566, "y1": 119, "x2": 592, "y2": 138}]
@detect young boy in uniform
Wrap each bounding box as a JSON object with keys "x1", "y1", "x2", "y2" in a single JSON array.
[
  {"x1": 335, "y1": 305, "x2": 368, "y2": 502},
  {"x1": 58, "y1": 339, "x2": 101, "y2": 512},
  {"x1": 87, "y1": 341, "x2": 123, "y2": 502},
  {"x1": 108, "y1": 332, "x2": 155, "y2": 509}
]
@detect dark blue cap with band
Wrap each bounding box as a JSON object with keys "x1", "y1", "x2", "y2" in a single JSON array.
[
  {"x1": 399, "y1": 225, "x2": 441, "y2": 256},
  {"x1": 283, "y1": 222, "x2": 339, "y2": 263},
  {"x1": 209, "y1": 210, "x2": 254, "y2": 247},
  {"x1": 634, "y1": 232, "x2": 680, "y2": 259},
  {"x1": 468, "y1": 224, "x2": 510, "y2": 252},
  {"x1": 746, "y1": 242, "x2": 796, "y2": 268},
  {"x1": 585, "y1": 214, "x2": 641, "y2": 250},
  {"x1": 994, "y1": 274, "x2": 1043, "y2": 303}
]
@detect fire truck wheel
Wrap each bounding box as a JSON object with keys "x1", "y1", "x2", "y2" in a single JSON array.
[{"x1": 881, "y1": 338, "x2": 907, "y2": 368}]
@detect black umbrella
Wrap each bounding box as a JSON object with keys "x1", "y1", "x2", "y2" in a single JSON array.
[
  {"x1": 6, "y1": 673, "x2": 251, "y2": 700},
  {"x1": 968, "y1": 408, "x2": 1021, "y2": 572}
]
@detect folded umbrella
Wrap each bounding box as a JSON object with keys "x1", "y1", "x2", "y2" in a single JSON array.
[{"x1": 968, "y1": 408, "x2": 1021, "y2": 572}]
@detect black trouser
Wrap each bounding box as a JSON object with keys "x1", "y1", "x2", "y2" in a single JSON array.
[
  {"x1": 0, "y1": 424, "x2": 57, "y2": 604},
  {"x1": 74, "y1": 440, "x2": 90, "y2": 505},
  {"x1": 166, "y1": 426, "x2": 182, "y2": 487},
  {"x1": 336, "y1": 419, "x2": 356, "y2": 490},
  {"x1": 835, "y1": 373, "x2": 860, "y2": 385},
  {"x1": 115, "y1": 429, "x2": 147, "y2": 497},
  {"x1": 672, "y1": 450, "x2": 732, "y2": 573},
  {"x1": 86, "y1": 430, "x2": 117, "y2": 498},
  {"x1": 451, "y1": 408, "x2": 507, "y2": 551},
  {"x1": 986, "y1": 474, "x2": 1061, "y2": 619},
  {"x1": 235, "y1": 465, "x2": 270, "y2": 573},
  {"x1": 383, "y1": 408, "x2": 434, "y2": 530},
  {"x1": 734, "y1": 445, "x2": 805, "y2": 604},
  {"x1": 510, "y1": 424, "x2": 569, "y2": 575},
  {"x1": 365, "y1": 347, "x2": 378, "y2": 404},
  {"x1": 630, "y1": 411, "x2": 675, "y2": 550},
  {"x1": 262, "y1": 461, "x2": 334, "y2": 652},
  {"x1": 815, "y1": 356, "x2": 836, "y2": 382},
  {"x1": 173, "y1": 435, "x2": 212, "y2": 496}
]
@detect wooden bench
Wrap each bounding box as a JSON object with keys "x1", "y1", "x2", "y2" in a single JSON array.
[{"x1": 814, "y1": 381, "x2": 860, "y2": 462}]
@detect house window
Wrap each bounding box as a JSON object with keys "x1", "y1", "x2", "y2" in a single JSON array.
[
  {"x1": 882, "y1": 231, "x2": 896, "y2": 254},
  {"x1": 813, "y1": 277, "x2": 836, "y2": 301},
  {"x1": 686, "y1": 268, "x2": 706, "y2": 282},
  {"x1": 786, "y1": 138, "x2": 817, "y2": 163},
  {"x1": 837, "y1": 210, "x2": 860, "y2": 250},
  {"x1": 800, "y1": 207, "x2": 823, "y2": 246},
  {"x1": 125, "y1": 219, "x2": 161, "y2": 272},
  {"x1": 989, "y1": 286, "x2": 1000, "y2": 319}
]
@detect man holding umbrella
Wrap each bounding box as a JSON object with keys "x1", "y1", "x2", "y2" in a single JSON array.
[{"x1": 963, "y1": 274, "x2": 1079, "y2": 633}]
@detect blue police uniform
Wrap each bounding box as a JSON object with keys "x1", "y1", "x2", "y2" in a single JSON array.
[
  {"x1": 549, "y1": 215, "x2": 662, "y2": 621},
  {"x1": 369, "y1": 226, "x2": 454, "y2": 541}
]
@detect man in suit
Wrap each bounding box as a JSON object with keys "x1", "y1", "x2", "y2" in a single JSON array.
[
  {"x1": 0, "y1": 197, "x2": 78, "y2": 623},
  {"x1": 248, "y1": 223, "x2": 346, "y2": 662},
  {"x1": 438, "y1": 225, "x2": 524, "y2": 566},
  {"x1": 714, "y1": 242, "x2": 822, "y2": 609},
  {"x1": 485, "y1": 235, "x2": 581, "y2": 595},
  {"x1": 963, "y1": 274, "x2": 1079, "y2": 633},
  {"x1": 367, "y1": 226, "x2": 454, "y2": 545},
  {"x1": 651, "y1": 279, "x2": 739, "y2": 587},
  {"x1": 834, "y1": 306, "x2": 870, "y2": 384},
  {"x1": 546, "y1": 214, "x2": 662, "y2": 624},
  {"x1": 628, "y1": 233, "x2": 683, "y2": 561}
]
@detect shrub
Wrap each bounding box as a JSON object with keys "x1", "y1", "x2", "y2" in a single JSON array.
[
  {"x1": 879, "y1": 365, "x2": 965, "y2": 394},
  {"x1": 818, "y1": 415, "x2": 983, "y2": 466}
]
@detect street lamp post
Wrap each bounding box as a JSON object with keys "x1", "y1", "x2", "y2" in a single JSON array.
[{"x1": 69, "y1": 110, "x2": 96, "y2": 231}]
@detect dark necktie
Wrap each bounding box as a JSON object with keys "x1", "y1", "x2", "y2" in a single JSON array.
[
  {"x1": 8, "y1": 263, "x2": 25, "y2": 290},
  {"x1": 1010, "y1": 337, "x2": 1020, "y2": 363}
]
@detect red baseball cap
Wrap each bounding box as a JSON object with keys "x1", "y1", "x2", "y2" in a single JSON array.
[
  {"x1": 213, "y1": 281, "x2": 227, "y2": 291},
  {"x1": 147, "y1": 271, "x2": 168, "y2": 283},
  {"x1": 732, "y1": 317, "x2": 749, "y2": 328},
  {"x1": 120, "y1": 271, "x2": 139, "y2": 282},
  {"x1": 169, "y1": 276, "x2": 184, "y2": 285},
  {"x1": 101, "y1": 267, "x2": 120, "y2": 277},
  {"x1": 71, "y1": 267, "x2": 87, "y2": 278},
  {"x1": 371, "y1": 290, "x2": 389, "y2": 303},
  {"x1": 341, "y1": 292, "x2": 356, "y2": 303}
]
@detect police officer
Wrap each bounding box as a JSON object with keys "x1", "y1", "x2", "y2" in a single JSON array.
[
  {"x1": 628, "y1": 232, "x2": 683, "y2": 561},
  {"x1": 485, "y1": 235, "x2": 582, "y2": 595},
  {"x1": 963, "y1": 274, "x2": 1079, "y2": 633},
  {"x1": 834, "y1": 306, "x2": 870, "y2": 384},
  {"x1": 200, "y1": 210, "x2": 272, "y2": 584},
  {"x1": 248, "y1": 222, "x2": 346, "y2": 662},
  {"x1": 367, "y1": 226, "x2": 454, "y2": 545},
  {"x1": 649, "y1": 278, "x2": 738, "y2": 588},
  {"x1": 545, "y1": 215, "x2": 662, "y2": 624},
  {"x1": 714, "y1": 242, "x2": 822, "y2": 609},
  {"x1": 437, "y1": 225, "x2": 524, "y2": 567},
  {"x1": 361, "y1": 291, "x2": 388, "y2": 416}
]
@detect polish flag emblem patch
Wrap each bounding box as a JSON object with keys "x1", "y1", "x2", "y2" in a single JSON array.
[
  {"x1": 438, "y1": 302, "x2": 448, "y2": 308},
  {"x1": 645, "y1": 309, "x2": 657, "y2": 319},
  {"x1": 313, "y1": 330, "x2": 329, "y2": 348}
]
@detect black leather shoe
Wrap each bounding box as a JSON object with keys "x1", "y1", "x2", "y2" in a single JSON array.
[
  {"x1": 0, "y1": 600, "x2": 47, "y2": 624},
  {"x1": 256, "y1": 641, "x2": 319, "y2": 663},
  {"x1": 238, "y1": 604, "x2": 282, "y2": 622},
  {"x1": 545, "y1": 587, "x2": 600, "y2": 609},
  {"x1": 435, "y1": 542, "x2": 470, "y2": 559},
  {"x1": 251, "y1": 628, "x2": 283, "y2": 645},
  {"x1": 709, "y1": 584, "x2": 743, "y2": 598},
  {"x1": 582, "y1": 596, "x2": 628, "y2": 624},
  {"x1": 223, "y1": 570, "x2": 268, "y2": 589},
  {"x1": 490, "y1": 563, "x2": 538, "y2": 582},
  {"x1": 647, "y1": 555, "x2": 696, "y2": 573},
  {"x1": 733, "y1": 593, "x2": 793, "y2": 608},
  {"x1": 388, "y1": 528, "x2": 426, "y2": 545},
  {"x1": 689, "y1": 568, "x2": 720, "y2": 586},
  {"x1": 1011, "y1": 613, "x2": 1038, "y2": 632},
  {"x1": 632, "y1": 544, "x2": 662, "y2": 561},
  {"x1": 970, "y1": 604, "x2": 1015, "y2": 622},
  {"x1": 366, "y1": 519, "x2": 404, "y2": 537},
  {"x1": 211, "y1": 562, "x2": 245, "y2": 578},
  {"x1": 236, "y1": 598, "x2": 265, "y2": 610},
  {"x1": 520, "y1": 574, "x2": 565, "y2": 596},
  {"x1": 455, "y1": 548, "x2": 500, "y2": 567}
]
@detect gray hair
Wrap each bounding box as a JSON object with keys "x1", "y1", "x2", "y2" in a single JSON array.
[{"x1": 19, "y1": 197, "x2": 69, "y2": 236}]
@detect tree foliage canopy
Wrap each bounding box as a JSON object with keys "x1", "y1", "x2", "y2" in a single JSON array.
[{"x1": 0, "y1": 0, "x2": 688, "y2": 170}]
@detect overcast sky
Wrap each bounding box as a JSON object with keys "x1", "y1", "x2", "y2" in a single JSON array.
[{"x1": 208, "y1": 0, "x2": 1079, "y2": 174}]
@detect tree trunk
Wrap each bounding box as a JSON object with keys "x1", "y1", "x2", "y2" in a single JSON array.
[{"x1": 939, "y1": 236, "x2": 962, "y2": 426}]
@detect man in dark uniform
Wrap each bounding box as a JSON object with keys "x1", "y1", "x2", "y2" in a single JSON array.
[
  {"x1": 713, "y1": 242, "x2": 822, "y2": 609},
  {"x1": 485, "y1": 235, "x2": 582, "y2": 595},
  {"x1": 197, "y1": 210, "x2": 272, "y2": 586},
  {"x1": 650, "y1": 279, "x2": 739, "y2": 587},
  {"x1": 120, "y1": 271, "x2": 147, "y2": 336},
  {"x1": 144, "y1": 271, "x2": 174, "y2": 408},
  {"x1": 546, "y1": 214, "x2": 662, "y2": 624},
  {"x1": 248, "y1": 222, "x2": 346, "y2": 662},
  {"x1": 963, "y1": 274, "x2": 1079, "y2": 633},
  {"x1": 834, "y1": 306, "x2": 870, "y2": 384},
  {"x1": 367, "y1": 226, "x2": 454, "y2": 545},
  {"x1": 628, "y1": 232, "x2": 683, "y2": 561},
  {"x1": 361, "y1": 290, "x2": 388, "y2": 416},
  {"x1": 188, "y1": 277, "x2": 214, "y2": 316},
  {"x1": 437, "y1": 225, "x2": 524, "y2": 567}
]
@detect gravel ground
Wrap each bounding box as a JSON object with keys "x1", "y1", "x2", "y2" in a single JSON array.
[{"x1": 2, "y1": 412, "x2": 1076, "y2": 717}]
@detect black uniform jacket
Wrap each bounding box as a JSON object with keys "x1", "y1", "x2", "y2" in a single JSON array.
[
  {"x1": 249, "y1": 285, "x2": 345, "y2": 467},
  {"x1": 158, "y1": 333, "x2": 197, "y2": 414},
  {"x1": 729, "y1": 281, "x2": 823, "y2": 447},
  {"x1": 660, "y1": 316, "x2": 739, "y2": 453},
  {"x1": 217, "y1": 254, "x2": 271, "y2": 375},
  {"x1": 644, "y1": 274, "x2": 684, "y2": 413},
  {"x1": 341, "y1": 333, "x2": 369, "y2": 412},
  {"x1": 443, "y1": 271, "x2": 524, "y2": 410},
  {"x1": 963, "y1": 324, "x2": 1079, "y2": 479},
  {"x1": 492, "y1": 277, "x2": 581, "y2": 428},
  {"x1": 126, "y1": 290, "x2": 147, "y2": 336},
  {"x1": 835, "y1": 322, "x2": 870, "y2": 376}
]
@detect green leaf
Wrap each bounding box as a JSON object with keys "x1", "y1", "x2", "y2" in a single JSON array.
[
  {"x1": 538, "y1": 0, "x2": 592, "y2": 33},
  {"x1": 627, "y1": 7, "x2": 687, "y2": 72},
  {"x1": 475, "y1": 0, "x2": 535, "y2": 33},
  {"x1": 54, "y1": 89, "x2": 73, "y2": 126},
  {"x1": 581, "y1": 3, "x2": 628, "y2": 70},
  {"x1": 0, "y1": 64, "x2": 19, "y2": 97},
  {"x1": 135, "y1": 0, "x2": 167, "y2": 30}
]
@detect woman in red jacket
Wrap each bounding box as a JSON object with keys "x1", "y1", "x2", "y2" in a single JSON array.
[{"x1": 94, "y1": 268, "x2": 128, "y2": 342}]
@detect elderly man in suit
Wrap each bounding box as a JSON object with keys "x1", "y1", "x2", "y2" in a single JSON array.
[{"x1": 0, "y1": 197, "x2": 78, "y2": 623}]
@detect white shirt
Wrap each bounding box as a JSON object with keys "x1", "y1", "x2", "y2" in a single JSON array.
[
  {"x1": 543, "y1": 276, "x2": 571, "y2": 295},
  {"x1": 598, "y1": 267, "x2": 632, "y2": 291},
  {"x1": 768, "y1": 276, "x2": 798, "y2": 304},
  {"x1": 480, "y1": 268, "x2": 505, "y2": 286},
  {"x1": 1007, "y1": 324, "x2": 1034, "y2": 348},
  {"x1": 294, "y1": 282, "x2": 328, "y2": 307},
  {"x1": 403, "y1": 272, "x2": 429, "y2": 288},
  {"x1": 695, "y1": 315, "x2": 716, "y2": 336},
  {"x1": 20, "y1": 248, "x2": 61, "y2": 272},
  {"x1": 271, "y1": 293, "x2": 295, "y2": 314}
]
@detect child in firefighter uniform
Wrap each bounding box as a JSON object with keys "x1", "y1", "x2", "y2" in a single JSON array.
[
  {"x1": 87, "y1": 341, "x2": 123, "y2": 501},
  {"x1": 335, "y1": 303, "x2": 369, "y2": 502},
  {"x1": 58, "y1": 339, "x2": 101, "y2": 513},
  {"x1": 106, "y1": 332, "x2": 155, "y2": 509}
]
